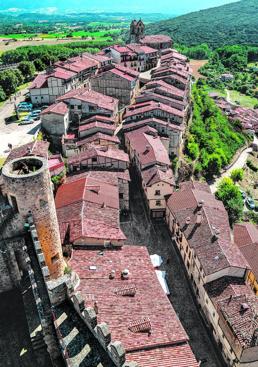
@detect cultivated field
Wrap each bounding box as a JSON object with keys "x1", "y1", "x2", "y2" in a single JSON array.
[{"x1": 189, "y1": 59, "x2": 208, "y2": 79}]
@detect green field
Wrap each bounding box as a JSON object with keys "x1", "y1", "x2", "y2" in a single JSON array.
[
  {"x1": 0, "y1": 29, "x2": 121, "y2": 41},
  {"x1": 228, "y1": 90, "x2": 258, "y2": 108}
]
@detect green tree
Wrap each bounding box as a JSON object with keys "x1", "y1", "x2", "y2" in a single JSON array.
[
  {"x1": 13, "y1": 69, "x2": 24, "y2": 85},
  {"x1": 0, "y1": 70, "x2": 20, "y2": 95},
  {"x1": 230, "y1": 168, "x2": 244, "y2": 182},
  {"x1": 215, "y1": 177, "x2": 243, "y2": 225},
  {"x1": 33, "y1": 58, "x2": 46, "y2": 71},
  {"x1": 18, "y1": 61, "x2": 36, "y2": 81}
]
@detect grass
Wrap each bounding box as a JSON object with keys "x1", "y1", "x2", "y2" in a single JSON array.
[
  {"x1": 228, "y1": 90, "x2": 258, "y2": 108},
  {"x1": 16, "y1": 82, "x2": 30, "y2": 92},
  {"x1": 0, "y1": 29, "x2": 121, "y2": 41},
  {"x1": 205, "y1": 86, "x2": 227, "y2": 98}
]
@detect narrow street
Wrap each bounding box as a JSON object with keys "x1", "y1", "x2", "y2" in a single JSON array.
[{"x1": 121, "y1": 170, "x2": 225, "y2": 367}]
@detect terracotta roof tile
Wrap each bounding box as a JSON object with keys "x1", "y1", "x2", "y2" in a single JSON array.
[
  {"x1": 68, "y1": 145, "x2": 129, "y2": 165},
  {"x1": 69, "y1": 245, "x2": 198, "y2": 367},
  {"x1": 57, "y1": 88, "x2": 118, "y2": 112},
  {"x1": 55, "y1": 175, "x2": 126, "y2": 243},
  {"x1": 125, "y1": 126, "x2": 170, "y2": 167},
  {"x1": 41, "y1": 102, "x2": 68, "y2": 116},
  {"x1": 167, "y1": 183, "x2": 250, "y2": 276},
  {"x1": 205, "y1": 277, "x2": 258, "y2": 349}
]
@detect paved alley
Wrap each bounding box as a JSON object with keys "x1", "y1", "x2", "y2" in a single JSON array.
[{"x1": 121, "y1": 171, "x2": 225, "y2": 367}]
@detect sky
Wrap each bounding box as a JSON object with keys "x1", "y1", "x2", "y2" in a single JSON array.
[{"x1": 1, "y1": 0, "x2": 239, "y2": 15}]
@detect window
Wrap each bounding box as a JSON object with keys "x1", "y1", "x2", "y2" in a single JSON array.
[
  {"x1": 10, "y1": 195, "x2": 18, "y2": 213},
  {"x1": 119, "y1": 193, "x2": 124, "y2": 199},
  {"x1": 70, "y1": 105, "x2": 74, "y2": 109},
  {"x1": 92, "y1": 157, "x2": 97, "y2": 162},
  {"x1": 156, "y1": 200, "x2": 161, "y2": 206},
  {"x1": 51, "y1": 253, "x2": 59, "y2": 264},
  {"x1": 78, "y1": 105, "x2": 82, "y2": 110},
  {"x1": 155, "y1": 190, "x2": 160, "y2": 196}
]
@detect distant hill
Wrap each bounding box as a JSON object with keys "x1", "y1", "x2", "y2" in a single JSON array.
[{"x1": 146, "y1": 0, "x2": 258, "y2": 47}]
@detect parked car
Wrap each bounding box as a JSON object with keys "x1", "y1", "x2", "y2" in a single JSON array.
[
  {"x1": 246, "y1": 197, "x2": 255, "y2": 210},
  {"x1": 18, "y1": 116, "x2": 34, "y2": 125},
  {"x1": 18, "y1": 102, "x2": 32, "y2": 108},
  {"x1": 29, "y1": 110, "x2": 41, "y2": 120},
  {"x1": 18, "y1": 105, "x2": 32, "y2": 112}
]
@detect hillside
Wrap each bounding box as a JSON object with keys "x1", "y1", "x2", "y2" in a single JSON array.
[{"x1": 146, "y1": 0, "x2": 258, "y2": 47}]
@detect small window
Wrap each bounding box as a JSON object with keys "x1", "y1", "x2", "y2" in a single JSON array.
[
  {"x1": 51, "y1": 253, "x2": 59, "y2": 264},
  {"x1": 92, "y1": 157, "x2": 97, "y2": 162},
  {"x1": 78, "y1": 105, "x2": 82, "y2": 110},
  {"x1": 156, "y1": 200, "x2": 161, "y2": 206},
  {"x1": 70, "y1": 105, "x2": 74, "y2": 109},
  {"x1": 155, "y1": 190, "x2": 160, "y2": 196},
  {"x1": 119, "y1": 193, "x2": 124, "y2": 199},
  {"x1": 10, "y1": 195, "x2": 19, "y2": 213}
]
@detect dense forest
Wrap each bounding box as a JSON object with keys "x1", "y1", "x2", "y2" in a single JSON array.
[
  {"x1": 185, "y1": 81, "x2": 246, "y2": 178},
  {"x1": 146, "y1": 0, "x2": 258, "y2": 47}
]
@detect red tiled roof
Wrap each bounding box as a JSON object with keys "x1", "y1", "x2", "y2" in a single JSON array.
[
  {"x1": 80, "y1": 114, "x2": 115, "y2": 124},
  {"x1": 56, "y1": 175, "x2": 126, "y2": 243},
  {"x1": 55, "y1": 55, "x2": 98, "y2": 73},
  {"x1": 76, "y1": 132, "x2": 120, "y2": 147},
  {"x1": 5, "y1": 141, "x2": 49, "y2": 164},
  {"x1": 78, "y1": 121, "x2": 116, "y2": 133},
  {"x1": 142, "y1": 165, "x2": 175, "y2": 187},
  {"x1": 145, "y1": 80, "x2": 185, "y2": 98},
  {"x1": 205, "y1": 277, "x2": 258, "y2": 349},
  {"x1": 109, "y1": 67, "x2": 137, "y2": 82},
  {"x1": 125, "y1": 126, "x2": 170, "y2": 167},
  {"x1": 57, "y1": 88, "x2": 118, "y2": 112},
  {"x1": 49, "y1": 67, "x2": 76, "y2": 80},
  {"x1": 124, "y1": 101, "x2": 184, "y2": 119},
  {"x1": 127, "y1": 343, "x2": 199, "y2": 367},
  {"x1": 30, "y1": 73, "x2": 48, "y2": 89},
  {"x1": 114, "y1": 64, "x2": 139, "y2": 78},
  {"x1": 233, "y1": 223, "x2": 258, "y2": 280},
  {"x1": 234, "y1": 223, "x2": 258, "y2": 248},
  {"x1": 68, "y1": 145, "x2": 129, "y2": 165},
  {"x1": 70, "y1": 245, "x2": 198, "y2": 367},
  {"x1": 137, "y1": 91, "x2": 186, "y2": 109},
  {"x1": 122, "y1": 117, "x2": 184, "y2": 132},
  {"x1": 48, "y1": 155, "x2": 64, "y2": 172},
  {"x1": 41, "y1": 102, "x2": 68, "y2": 116},
  {"x1": 167, "y1": 183, "x2": 250, "y2": 276},
  {"x1": 153, "y1": 74, "x2": 188, "y2": 86},
  {"x1": 140, "y1": 35, "x2": 172, "y2": 44}
]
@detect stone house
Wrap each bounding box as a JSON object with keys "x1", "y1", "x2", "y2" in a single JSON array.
[
  {"x1": 91, "y1": 65, "x2": 140, "y2": 107},
  {"x1": 123, "y1": 100, "x2": 185, "y2": 126},
  {"x1": 123, "y1": 117, "x2": 184, "y2": 156},
  {"x1": 67, "y1": 145, "x2": 129, "y2": 173},
  {"x1": 165, "y1": 181, "x2": 258, "y2": 367},
  {"x1": 55, "y1": 173, "x2": 126, "y2": 247},
  {"x1": 57, "y1": 88, "x2": 119, "y2": 122},
  {"x1": 41, "y1": 102, "x2": 70, "y2": 136},
  {"x1": 139, "y1": 35, "x2": 173, "y2": 50},
  {"x1": 233, "y1": 223, "x2": 258, "y2": 296},
  {"x1": 30, "y1": 68, "x2": 77, "y2": 105}
]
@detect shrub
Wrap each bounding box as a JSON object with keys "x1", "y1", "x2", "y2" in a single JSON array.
[{"x1": 230, "y1": 168, "x2": 244, "y2": 182}]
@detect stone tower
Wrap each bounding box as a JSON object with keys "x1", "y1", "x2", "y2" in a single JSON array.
[
  {"x1": 2, "y1": 156, "x2": 65, "y2": 279},
  {"x1": 129, "y1": 19, "x2": 145, "y2": 43}
]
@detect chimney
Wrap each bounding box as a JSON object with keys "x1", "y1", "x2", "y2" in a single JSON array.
[
  {"x1": 197, "y1": 200, "x2": 204, "y2": 209},
  {"x1": 196, "y1": 212, "x2": 203, "y2": 225},
  {"x1": 109, "y1": 270, "x2": 116, "y2": 279},
  {"x1": 185, "y1": 217, "x2": 191, "y2": 225},
  {"x1": 94, "y1": 301, "x2": 99, "y2": 314},
  {"x1": 121, "y1": 269, "x2": 130, "y2": 280}
]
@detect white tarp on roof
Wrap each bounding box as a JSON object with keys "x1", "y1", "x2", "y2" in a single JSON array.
[
  {"x1": 155, "y1": 270, "x2": 170, "y2": 295},
  {"x1": 150, "y1": 254, "x2": 163, "y2": 268}
]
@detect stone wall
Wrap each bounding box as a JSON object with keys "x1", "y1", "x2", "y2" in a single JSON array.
[{"x1": 2, "y1": 157, "x2": 65, "y2": 279}]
